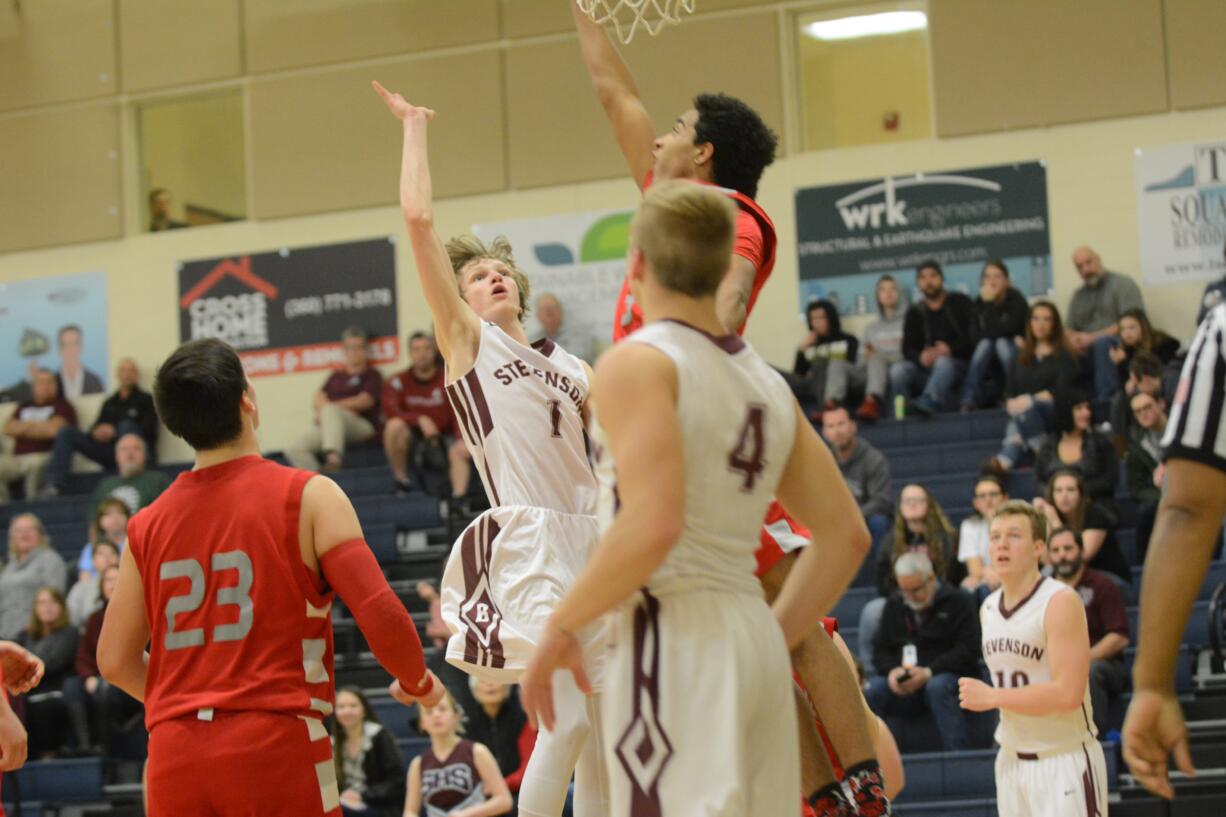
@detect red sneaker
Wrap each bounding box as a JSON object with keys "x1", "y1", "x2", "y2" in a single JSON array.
[{"x1": 855, "y1": 395, "x2": 881, "y2": 423}]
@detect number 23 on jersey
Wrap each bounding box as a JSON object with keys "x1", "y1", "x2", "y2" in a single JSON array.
[{"x1": 160, "y1": 551, "x2": 255, "y2": 650}]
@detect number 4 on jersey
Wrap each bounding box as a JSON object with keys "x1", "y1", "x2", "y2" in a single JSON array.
[{"x1": 728, "y1": 405, "x2": 767, "y2": 491}]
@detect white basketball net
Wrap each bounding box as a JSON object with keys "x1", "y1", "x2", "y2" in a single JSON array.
[{"x1": 576, "y1": 0, "x2": 696, "y2": 44}]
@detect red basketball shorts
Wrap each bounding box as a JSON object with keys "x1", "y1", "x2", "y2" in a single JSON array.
[
  {"x1": 147, "y1": 710, "x2": 340, "y2": 817},
  {"x1": 754, "y1": 500, "x2": 811, "y2": 577}
]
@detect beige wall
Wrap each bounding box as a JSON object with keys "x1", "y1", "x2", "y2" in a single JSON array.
[{"x1": 1, "y1": 103, "x2": 1222, "y2": 464}]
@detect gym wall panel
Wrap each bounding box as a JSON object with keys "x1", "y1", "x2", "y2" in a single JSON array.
[
  {"x1": 244, "y1": 0, "x2": 500, "y2": 74},
  {"x1": 119, "y1": 0, "x2": 243, "y2": 92},
  {"x1": 1165, "y1": 0, "x2": 1226, "y2": 111},
  {"x1": 506, "y1": 10, "x2": 783, "y2": 189},
  {"x1": 0, "y1": 0, "x2": 117, "y2": 113},
  {"x1": 930, "y1": 0, "x2": 1167, "y2": 136},
  {"x1": 500, "y1": 0, "x2": 571, "y2": 39},
  {"x1": 249, "y1": 50, "x2": 506, "y2": 220},
  {"x1": 0, "y1": 106, "x2": 123, "y2": 253}
]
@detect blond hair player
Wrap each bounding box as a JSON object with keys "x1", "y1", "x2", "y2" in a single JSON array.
[
  {"x1": 520, "y1": 181, "x2": 871, "y2": 815},
  {"x1": 959, "y1": 500, "x2": 1107, "y2": 817}
]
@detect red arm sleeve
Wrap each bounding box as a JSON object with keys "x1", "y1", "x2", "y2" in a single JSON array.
[
  {"x1": 504, "y1": 720, "x2": 537, "y2": 793},
  {"x1": 320, "y1": 540, "x2": 431, "y2": 696}
]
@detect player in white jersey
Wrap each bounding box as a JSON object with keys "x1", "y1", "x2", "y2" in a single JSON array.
[
  {"x1": 520, "y1": 181, "x2": 872, "y2": 816},
  {"x1": 959, "y1": 500, "x2": 1107, "y2": 817},
  {"x1": 374, "y1": 83, "x2": 608, "y2": 817}
]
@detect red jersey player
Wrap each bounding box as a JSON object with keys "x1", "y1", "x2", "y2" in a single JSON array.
[
  {"x1": 572, "y1": 8, "x2": 891, "y2": 815},
  {"x1": 99, "y1": 338, "x2": 444, "y2": 817}
]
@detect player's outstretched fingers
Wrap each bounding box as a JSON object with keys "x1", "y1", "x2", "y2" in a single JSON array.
[
  {"x1": 1124, "y1": 739, "x2": 1173, "y2": 800},
  {"x1": 521, "y1": 672, "x2": 555, "y2": 733},
  {"x1": 571, "y1": 662, "x2": 593, "y2": 697}
]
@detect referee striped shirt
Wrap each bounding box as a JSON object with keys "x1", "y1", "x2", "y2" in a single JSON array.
[{"x1": 1162, "y1": 302, "x2": 1226, "y2": 473}]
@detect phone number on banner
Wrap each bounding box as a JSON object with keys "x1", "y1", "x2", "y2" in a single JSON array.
[{"x1": 284, "y1": 288, "x2": 394, "y2": 319}]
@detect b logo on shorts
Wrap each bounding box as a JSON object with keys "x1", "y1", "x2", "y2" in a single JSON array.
[{"x1": 459, "y1": 515, "x2": 506, "y2": 669}]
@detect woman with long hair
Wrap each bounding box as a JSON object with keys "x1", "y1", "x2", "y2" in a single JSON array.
[
  {"x1": 794, "y1": 299, "x2": 861, "y2": 415},
  {"x1": 0, "y1": 513, "x2": 67, "y2": 640},
  {"x1": 984, "y1": 301, "x2": 1081, "y2": 472},
  {"x1": 1108, "y1": 308, "x2": 1180, "y2": 376},
  {"x1": 1033, "y1": 469, "x2": 1129, "y2": 581},
  {"x1": 404, "y1": 690, "x2": 512, "y2": 817},
  {"x1": 17, "y1": 586, "x2": 78, "y2": 757},
  {"x1": 960, "y1": 259, "x2": 1029, "y2": 410},
  {"x1": 875, "y1": 483, "x2": 965, "y2": 596},
  {"x1": 1034, "y1": 390, "x2": 1119, "y2": 505},
  {"x1": 330, "y1": 686, "x2": 406, "y2": 816}
]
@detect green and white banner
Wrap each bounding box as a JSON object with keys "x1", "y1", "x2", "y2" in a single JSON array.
[{"x1": 1135, "y1": 140, "x2": 1226, "y2": 285}]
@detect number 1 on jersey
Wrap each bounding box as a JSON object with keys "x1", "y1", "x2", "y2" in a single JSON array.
[{"x1": 728, "y1": 405, "x2": 767, "y2": 491}]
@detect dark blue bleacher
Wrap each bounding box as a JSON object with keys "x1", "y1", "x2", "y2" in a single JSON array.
[{"x1": 1, "y1": 757, "x2": 103, "y2": 813}]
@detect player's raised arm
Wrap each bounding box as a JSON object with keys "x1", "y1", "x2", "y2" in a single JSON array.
[
  {"x1": 300, "y1": 474, "x2": 444, "y2": 707},
  {"x1": 97, "y1": 544, "x2": 151, "y2": 702},
  {"x1": 772, "y1": 401, "x2": 872, "y2": 647},
  {"x1": 372, "y1": 81, "x2": 480, "y2": 368},
  {"x1": 570, "y1": 2, "x2": 656, "y2": 188}
]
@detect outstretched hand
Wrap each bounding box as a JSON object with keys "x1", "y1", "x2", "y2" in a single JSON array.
[
  {"x1": 371, "y1": 81, "x2": 435, "y2": 124},
  {"x1": 0, "y1": 641, "x2": 44, "y2": 695},
  {"x1": 1123, "y1": 689, "x2": 1195, "y2": 800},
  {"x1": 520, "y1": 624, "x2": 592, "y2": 733},
  {"x1": 389, "y1": 671, "x2": 446, "y2": 709}
]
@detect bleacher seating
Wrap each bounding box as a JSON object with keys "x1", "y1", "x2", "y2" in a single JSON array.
[{"x1": 3, "y1": 406, "x2": 1223, "y2": 815}]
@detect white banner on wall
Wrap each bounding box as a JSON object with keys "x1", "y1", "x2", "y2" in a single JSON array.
[
  {"x1": 1135, "y1": 140, "x2": 1226, "y2": 285},
  {"x1": 474, "y1": 208, "x2": 632, "y2": 354}
]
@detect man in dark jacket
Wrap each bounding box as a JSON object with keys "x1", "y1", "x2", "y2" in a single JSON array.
[
  {"x1": 890, "y1": 260, "x2": 975, "y2": 416},
  {"x1": 41, "y1": 358, "x2": 160, "y2": 497},
  {"x1": 866, "y1": 551, "x2": 980, "y2": 750}
]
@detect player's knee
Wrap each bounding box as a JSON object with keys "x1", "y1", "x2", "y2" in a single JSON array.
[{"x1": 384, "y1": 417, "x2": 408, "y2": 440}]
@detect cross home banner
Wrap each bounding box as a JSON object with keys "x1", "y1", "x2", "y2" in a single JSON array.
[
  {"x1": 795, "y1": 162, "x2": 1052, "y2": 316},
  {"x1": 1134, "y1": 140, "x2": 1226, "y2": 285},
  {"x1": 178, "y1": 238, "x2": 399, "y2": 377}
]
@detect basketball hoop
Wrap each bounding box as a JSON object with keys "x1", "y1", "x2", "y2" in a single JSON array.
[{"x1": 576, "y1": 0, "x2": 696, "y2": 44}]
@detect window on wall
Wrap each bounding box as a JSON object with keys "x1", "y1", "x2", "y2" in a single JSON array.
[
  {"x1": 795, "y1": 3, "x2": 932, "y2": 152},
  {"x1": 137, "y1": 91, "x2": 247, "y2": 233}
]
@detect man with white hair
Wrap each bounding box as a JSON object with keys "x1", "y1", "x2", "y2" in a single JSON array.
[{"x1": 867, "y1": 551, "x2": 981, "y2": 751}]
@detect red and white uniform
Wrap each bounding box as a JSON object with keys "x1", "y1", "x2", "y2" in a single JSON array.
[
  {"x1": 129, "y1": 455, "x2": 341, "y2": 817},
  {"x1": 612, "y1": 173, "x2": 809, "y2": 576}
]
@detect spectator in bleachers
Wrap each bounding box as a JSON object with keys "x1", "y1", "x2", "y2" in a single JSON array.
[
  {"x1": 534, "y1": 292, "x2": 595, "y2": 365},
  {"x1": 382, "y1": 332, "x2": 465, "y2": 497},
  {"x1": 53, "y1": 325, "x2": 104, "y2": 400},
  {"x1": 1108, "y1": 309, "x2": 1180, "y2": 378},
  {"x1": 1034, "y1": 468, "x2": 1129, "y2": 582},
  {"x1": 16, "y1": 587, "x2": 78, "y2": 758},
  {"x1": 0, "y1": 369, "x2": 78, "y2": 503},
  {"x1": 1125, "y1": 391, "x2": 1167, "y2": 563},
  {"x1": 1034, "y1": 390, "x2": 1118, "y2": 507},
  {"x1": 960, "y1": 260, "x2": 1028, "y2": 411},
  {"x1": 794, "y1": 299, "x2": 860, "y2": 416},
  {"x1": 1109, "y1": 352, "x2": 1164, "y2": 444},
  {"x1": 64, "y1": 565, "x2": 142, "y2": 756},
  {"x1": 1196, "y1": 240, "x2": 1226, "y2": 324},
  {"x1": 855, "y1": 274, "x2": 906, "y2": 423},
  {"x1": 66, "y1": 540, "x2": 118, "y2": 627},
  {"x1": 958, "y1": 476, "x2": 1007, "y2": 596},
  {"x1": 1048, "y1": 526, "x2": 1130, "y2": 737},
  {"x1": 0, "y1": 513, "x2": 68, "y2": 640},
  {"x1": 330, "y1": 686, "x2": 406, "y2": 817},
  {"x1": 287, "y1": 327, "x2": 383, "y2": 472},
  {"x1": 1064, "y1": 246, "x2": 1144, "y2": 403},
  {"x1": 405, "y1": 691, "x2": 513, "y2": 817},
  {"x1": 41, "y1": 358, "x2": 159, "y2": 499},
  {"x1": 866, "y1": 552, "x2": 980, "y2": 751},
  {"x1": 465, "y1": 679, "x2": 536, "y2": 800},
  {"x1": 821, "y1": 406, "x2": 893, "y2": 544},
  {"x1": 77, "y1": 497, "x2": 129, "y2": 583},
  {"x1": 148, "y1": 188, "x2": 187, "y2": 232},
  {"x1": 891, "y1": 260, "x2": 974, "y2": 417},
  {"x1": 88, "y1": 432, "x2": 171, "y2": 518},
  {"x1": 983, "y1": 301, "x2": 1079, "y2": 474},
  {"x1": 875, "y1": 483, "x2": 964, "y2": 597}
]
